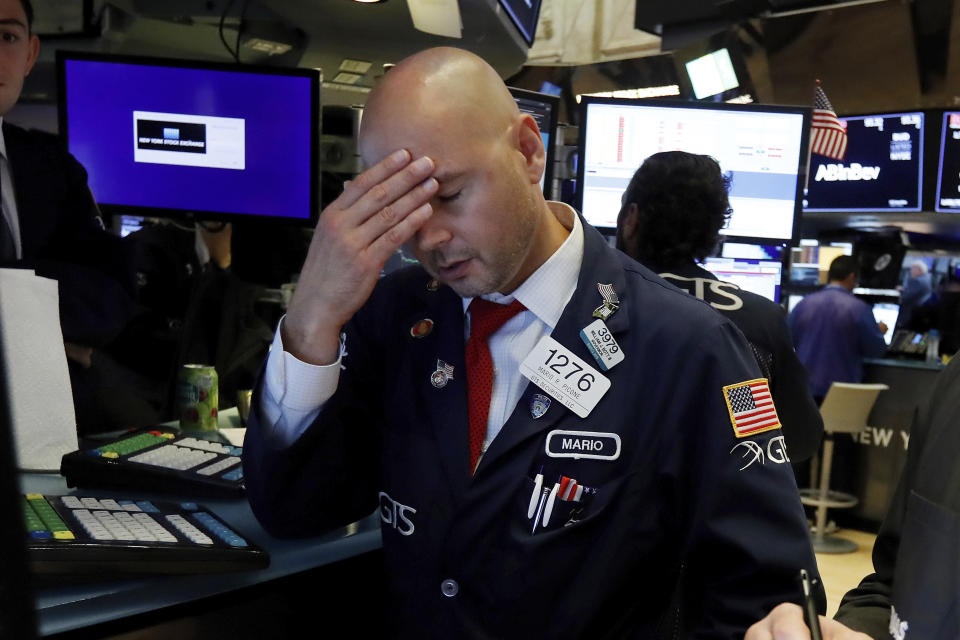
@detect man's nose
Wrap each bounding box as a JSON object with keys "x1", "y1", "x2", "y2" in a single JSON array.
[{"x1": 414, "y1": 213, "x2": 452, "y2": 253}]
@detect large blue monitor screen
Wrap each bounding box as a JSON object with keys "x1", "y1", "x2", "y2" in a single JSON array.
[
  {"x1": 58, "y1": 52, "x2": 319, "y2": 224},
  {"x1": 804, "y1": 112, "x2": 923, "y2": 212}
]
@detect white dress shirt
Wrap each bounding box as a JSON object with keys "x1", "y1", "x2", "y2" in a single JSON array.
[
  {"x1": 0, "y1": 118, "x2": 23, "y2": 259},
  {"x1": 260, "y1": 201, "x2": 584, "y2": 447}
]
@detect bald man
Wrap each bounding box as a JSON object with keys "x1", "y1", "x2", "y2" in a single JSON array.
[{"x1": 242, "y1": 47, "x2": 822, "y2": 638}]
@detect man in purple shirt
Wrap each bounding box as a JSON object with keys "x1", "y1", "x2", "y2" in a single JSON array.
[{"x1": 788, "y1": 255, "x2": 888, "y2": 400}]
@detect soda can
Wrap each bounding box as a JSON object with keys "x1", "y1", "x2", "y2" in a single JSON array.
[{"x1": 177, "y1": 364, "x2": 219, "y2": 431}]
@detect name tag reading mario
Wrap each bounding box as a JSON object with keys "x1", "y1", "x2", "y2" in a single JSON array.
[
  {"x1": 520, "y1": 336, "x2": 610, "y2": 418},
  {"x1": 546, "y1": 429, "x2": 621, "y2": 460}
]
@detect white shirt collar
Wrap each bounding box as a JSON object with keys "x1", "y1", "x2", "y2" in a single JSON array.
[
  {"x1": 461, "y1": 201, "x2": 584, "y2": 330},
  {"x1": 0, "y1": 117, "x2": 6, "y2": 159}
]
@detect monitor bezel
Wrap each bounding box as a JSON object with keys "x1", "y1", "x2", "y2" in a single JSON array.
[
  {"x1": 56, "y1": 50, "x2": 321, "y2": 227},
  {"x1": 497, "y1": 0, "x2": 544, "y2": 45},
  {"x1": 702, "y1": 255, "x2": 785, "y2": 304},
  {"x1": 575, "y1": 96, "x2": 811, "y2": 245},
  {"x1": 803, "y1": 109, "x2": 926, "y2": 214},
  {"x1": 507, "y1": 86, "x2": 559, "y2": 200},
  {"x1": 935, "y1": 110, "x2": 960, "y2": 213}
]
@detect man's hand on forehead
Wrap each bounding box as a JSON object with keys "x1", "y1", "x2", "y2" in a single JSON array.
[{"x1": 280, "y1": 148, "x2": 439, "y2": 365}]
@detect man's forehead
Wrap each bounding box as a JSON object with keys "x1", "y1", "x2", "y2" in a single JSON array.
[
  {"x1": 362, "y1": 117, "x2": 471, "y2": 169},
  {"x1": 0, "y1": 0, "x2": 28, "y2": 26}
]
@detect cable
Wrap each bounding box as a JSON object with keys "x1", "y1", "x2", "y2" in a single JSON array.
[
  {"x1": 235, "y1": 0, "x2": 251, "y2": 65},
  {"x1": 218, "y1": 0, "x2": 239, "y2": 62}
]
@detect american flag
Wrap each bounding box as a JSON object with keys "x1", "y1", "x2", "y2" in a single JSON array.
[
  {"x1": 811, "y1": 84, "x2": 847, "y2": 160},
  {"x1": 723, "y1": 379, "x2": 781, "y2": 438}
]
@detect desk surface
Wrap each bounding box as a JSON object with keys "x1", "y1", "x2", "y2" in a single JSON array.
[
  {"x1": 863, "y1": 357, "x2": 946, "y2": 371},
  {"x1": 23, "y1": 473, "x2": 382, "y2": 637}
]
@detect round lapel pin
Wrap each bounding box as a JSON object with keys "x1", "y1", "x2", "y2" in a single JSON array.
[
  {"x1": 410, "y1": 318, "x2": 434, "y2": 338},
  {"x1": 431, "y1": 360, "x2": 454, "y2": 388},
  {"x1": 426, "y1": 279, "x2": 439, "y2": 292}
]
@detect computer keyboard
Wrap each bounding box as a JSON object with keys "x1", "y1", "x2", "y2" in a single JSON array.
[
  {"x1": 60, "y1": 429, "x2": 244, "y2": 498},
  {"x1": 23, "y1": 493, "x2": 268, "y2": 574}
]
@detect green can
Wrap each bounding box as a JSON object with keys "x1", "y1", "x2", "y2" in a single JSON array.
[{"x1": 177, "y1": 364, "x2": 219, "y2": 431}]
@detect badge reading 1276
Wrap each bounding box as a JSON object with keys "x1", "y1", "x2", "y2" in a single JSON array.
[{"x1": 520, "y1": 336, "x2": 611, "y2": 419}]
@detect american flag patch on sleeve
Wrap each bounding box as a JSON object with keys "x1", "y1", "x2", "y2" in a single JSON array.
[{"x1": 722, "y1": 378, "x2": 782, "y2": 438}]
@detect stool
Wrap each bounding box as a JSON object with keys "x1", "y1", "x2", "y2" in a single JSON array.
[{"x1": 799, "y1": 382, "x2": 888, "y2": 553}]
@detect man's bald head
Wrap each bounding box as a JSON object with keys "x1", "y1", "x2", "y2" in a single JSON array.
[
  {"x1": 353, "y1": 47, "x2": 563, "y2": 298},
  {"x1": 359, "y1": 47, "x2": 519, "y2": 166}
]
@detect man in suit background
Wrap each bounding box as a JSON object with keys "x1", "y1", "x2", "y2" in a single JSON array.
[
  {"x1": 0, "y1": 0, "x2": 139, "y2": 432},
  {"x1": 616, "y1": 150, "x2": 824, "y2": 463}
]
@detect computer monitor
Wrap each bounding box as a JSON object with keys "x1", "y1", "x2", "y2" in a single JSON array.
[
  {"x1": 508, "y1": 87, "x2": 559, "y2": 197},
  {"x1": 804, "y1": 111, "x2": 924, "y2": 212},
  {"x1": 701, "y1": 257, "x2": 783, "y2": 302},
  {"x1": 576, "y1": 97, "x2": 810, "y2": 244},
  {"x1": 685, "y1": 48, "x2": 739, "y2": 100},
  {"x1": 720, "y1": 242, "x2": 784, "y2": 261},
  {"x1": 57, "y1": 51, "x2": 320, "y2": 225},
  {"x1": 935, "y1": 111, "x2": 960, "y2": 212},
  {"x1": 872, "y1": 302, "x2": 900, "y2": 344},
  {"x1": 787, "y1": 294, "x2": 806, "y2": 313},
  {"x1": 498, "y1": 0, "x2": 544, "y2": 44}
]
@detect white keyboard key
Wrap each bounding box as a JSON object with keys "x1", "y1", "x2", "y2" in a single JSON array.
[
  {"x1": 81, "y1": 497, "x2": 104, "y2": 510},
  {"x1": 196, "y1": 456, "x2": 241, "y2": 476},
  {"x1": 99, "y1": 499, "x2": 122, "y2": 511},
  {"x1": 165, "y1": 515, "x2": 213, "y2": 545},
  {"x1": 133, "y1": 513, "x2": 178, "y2": 543},
  {"x1": 61, "y1": 496, "x2": 83, "y2": 509},
  {"x1": 93, "y1": 510, "x2": 137, "y2": 541}
]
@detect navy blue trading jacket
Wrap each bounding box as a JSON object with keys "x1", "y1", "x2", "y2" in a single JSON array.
[{"x1": 243, "y1": 220, "x2": 824, "y2": 639}]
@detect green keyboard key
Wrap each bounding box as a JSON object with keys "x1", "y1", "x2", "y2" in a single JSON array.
[
  {"x1": 25, "y1": 494, "x2": 74, "y2": 540},
  {"x1": 98, "y1": 433, "x2": 167, "y2": 457}
]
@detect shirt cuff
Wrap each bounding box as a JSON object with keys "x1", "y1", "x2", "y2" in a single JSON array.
[{"x1": 260, "y1": 316, "x2": 341, "y2": 445}]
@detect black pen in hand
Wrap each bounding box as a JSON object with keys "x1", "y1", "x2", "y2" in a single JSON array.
[{"x1": 800, "y1": 569, "x2": 823, "y2": 640}]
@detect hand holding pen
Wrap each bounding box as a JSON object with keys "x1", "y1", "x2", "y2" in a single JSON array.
[{"x1": 744, "y1": 601, "x2": 872, "y2": 639}]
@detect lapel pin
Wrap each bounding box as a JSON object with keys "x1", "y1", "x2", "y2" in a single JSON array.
[
  {"x1": 410, "y1": 318, "x2": 434, "y2": 338},
  {"x1": 592, "y1": 283, "x2": 620, "y2": 320},
  {"x1": 530, "y1": 393, "x2": 551, "y2": 419},
  {"x1": 430, "y1": 359, "x2": 455, "y2": 389},
  {"x1": 426, "y1": 279, "x2": 439, "y2": 292}
]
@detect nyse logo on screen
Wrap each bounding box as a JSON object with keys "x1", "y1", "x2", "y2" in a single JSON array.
[{"x1": 815, "y1": 163, "x2": 881, "y2": 182}]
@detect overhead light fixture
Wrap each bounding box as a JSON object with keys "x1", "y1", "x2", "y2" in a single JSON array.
[
  {"x1": 576, "y1": 86, "x2": 680, "y2": 102},
  {"x1": 407, "y1": 0, "x2": 462, "y2": 38},
  {"x1": 333, "y1": 72, "x2": 364, "y2": 85},
  {"x1": 244, "y1": 38, "x2": 293, "y2": 56},
  {"x1": 339, "y1": 59, "x2": 373, "y2": 74}
]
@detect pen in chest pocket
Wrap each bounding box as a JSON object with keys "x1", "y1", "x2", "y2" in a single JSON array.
[{"x1": 529, "y1": 474, "x2": 590, "y2": 531}]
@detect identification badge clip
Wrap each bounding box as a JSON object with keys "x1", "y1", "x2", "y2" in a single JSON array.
[{"x1": 580, "y1": 319, "x2": 625, "y2": 371}]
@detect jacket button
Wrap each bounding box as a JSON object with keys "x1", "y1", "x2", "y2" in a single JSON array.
[{"x1": 441, "y1": 578, "x2": 459, "y2": 597}]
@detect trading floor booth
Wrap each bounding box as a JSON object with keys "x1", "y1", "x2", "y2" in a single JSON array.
[{"x1": 5, "y1": 52, "x2": 392, "y2": 638}]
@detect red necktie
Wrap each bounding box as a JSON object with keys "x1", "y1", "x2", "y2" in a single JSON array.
[{"x1": 466, "y1": 298, "x2": 526, "y2": 474}]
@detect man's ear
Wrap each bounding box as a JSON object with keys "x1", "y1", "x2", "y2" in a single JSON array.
[
  {"x1": 25, "y1": 35, "x2": 39, "y2": 76},
  {"x1": 513, "y1": 113, "x2": 545, "y2": 186},
  {"x1": 615, "y1": 203, "x2": 639, "y2": 254},
  {"x1": 622, "y1": 203, "x2": 639, "y2": 238}
]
